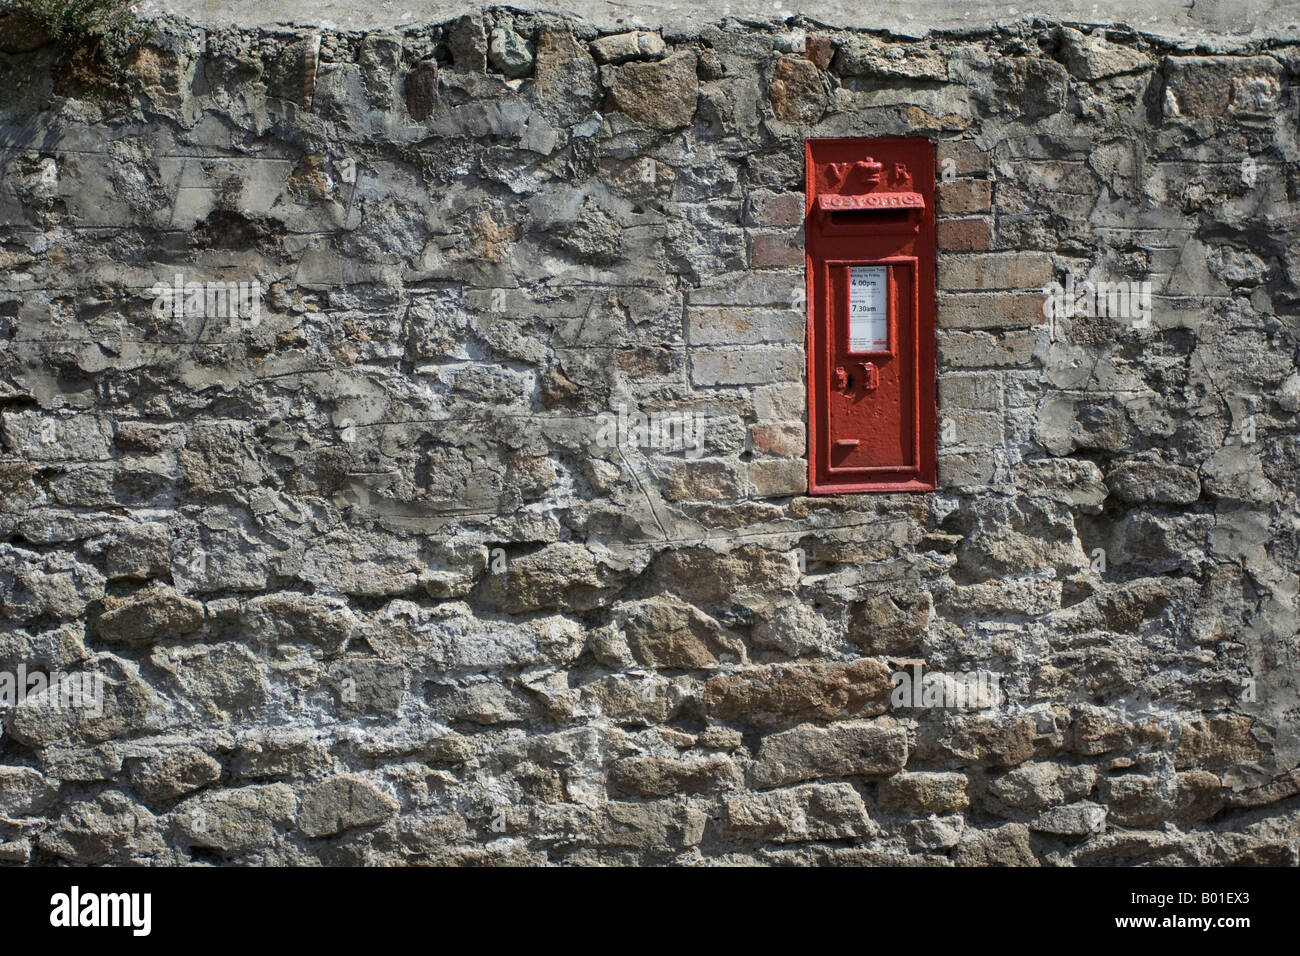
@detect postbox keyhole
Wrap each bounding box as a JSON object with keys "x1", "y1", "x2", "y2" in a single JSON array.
[{"x1": 836, "y1": 364, "x2": 880, "y2": 393}]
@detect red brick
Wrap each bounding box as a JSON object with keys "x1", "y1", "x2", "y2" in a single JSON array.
[
  {"x1": 937, "y1": 218, "x2": 991, "y2": 251},
  {"x1": 937, "y1": 139, "x2": 990, "y2": 177},
  {"x1": 939, "y1": 252, "x2": 1053, "y2": 290},
  {"x1": 746, "y1": 192, "x2": 805, "y2": 227},
  {"x1": 749, "y1": 232, "x2": 804, "y2": 267},
  {"x1": 748, "y1": 458, "x2": 807, "y2": 497},
  {"x1": 749, "y1": 422, "x2": 806, "y2": 457},
  {"x1": 938, "y1": 292, "x2": 1046, "y2": 330},
  {"x1": 939, "y1": 329, "x2": 1038, "y2": 369},
  {"x1": 937, "y1": 179, "x2": 992, "y2": 214},
  {"x1": 661, "y1": 460, "x2": 746, "y2": 502}
]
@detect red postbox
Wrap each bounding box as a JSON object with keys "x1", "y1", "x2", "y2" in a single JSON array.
[{"x1": 805, "y1": 137, "x2": 937, "y2": 494}]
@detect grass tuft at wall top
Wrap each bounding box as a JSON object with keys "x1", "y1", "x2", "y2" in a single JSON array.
[{"x1": 10, "y1": 0, "x2": 142, "y2": 70}]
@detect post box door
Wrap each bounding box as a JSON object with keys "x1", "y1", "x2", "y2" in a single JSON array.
[{"x1": 805, "y1": 137, "x2": 936, "y2": 494}]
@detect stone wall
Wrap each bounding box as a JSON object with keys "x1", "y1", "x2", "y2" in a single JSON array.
[{"x1": 1, "y1": 6, "x2": 1299, "y2": 865}]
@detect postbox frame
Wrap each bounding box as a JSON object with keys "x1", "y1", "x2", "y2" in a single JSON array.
[{"x1": 804, "y1": 136, "x2": 937, "y2": 495}]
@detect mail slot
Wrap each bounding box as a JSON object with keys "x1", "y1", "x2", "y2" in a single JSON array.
[{"x1": 805, "y1": 137, "x2": 937, "y2": 493}]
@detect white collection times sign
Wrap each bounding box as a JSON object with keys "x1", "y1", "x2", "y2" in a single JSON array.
[{"x1": 848, "y1": 265, "x2": 888, "y2": 351}]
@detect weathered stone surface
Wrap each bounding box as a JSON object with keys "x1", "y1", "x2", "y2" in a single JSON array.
[
  {"x1": 128, "y1": 42, "x2": 196, "y2": 113},
  {"x1": 936, "y1": 180, "x2": 992, "y2": 214},
  {"x1": 1106, "y1": 456, "x2": 1201, "y2": 504},
  {"x1": 2, "y1": 7, "x2": 1298, "y2": 869},
  {"x1": 687, "y1": 307, "x2": 804, "y2": 346},
  {"x1": 703, "y1": 660, "x2": 894, "y2": 726},
  {"x1": 939, "y1": 253, "x2": 1052, "y2": 291},
  {"x1": 96, "y1": 584, "x2": 205, "y2": 646},
  {"x1": 176, "y1": 785, "x2": 297, "y2": 854},
  {"x1": 609, "y1": 754, "x2": 741, "y2": 797},
  {"x1": 236, "y1": 592, "x2": 356, "y2": 654},
  {"x1": 803, "y1": 36, "x2": 835, "y2": 71},
  {"x1": 0, "y1": 620, "x2": 89, "y2": 672},
  {"x1": 905, "y1": 814, "x2": 964, "y2": 850},
  {"x1": 752, "y1": 722, "x2": 907, "y2": 788},
  {"x1": 1100, "y1": 772, "x2": 1225, "y2": 827},
  {"x1": 447, "y1": 14, "x2": 488, "y2": 72},
  {"x1": 768, "y1": 55, "x2": 827, "y2": 123},
  {"x1": 1057, "y1": 27, "x2": 1153, "y2": 80},
  {"x1": 725, "y1": 783, "x2": 873, "y2": 843},
  {"x1": 847, "y1": 592, "x2": 931, "y2": 654},
  {"x1": 691, "y1": 347, "x2": 803, "y2": 385},
  {"x1": 592, "y1": 31, "x2": 667, "y2": 64},
  {"x1": 923, "y1": 716, "x2": 1039, "y2": 768},
  {"x1": 1174, "y1": 716, "x2": 1271, "y2": 779},
  {"x1": 476, "y1": 543, "x2": 606, "y2": 613},
  {"x1": 127, "y1": 747, "x2": 222, "y2": 803},
  {"x1": 598, "y1": 799, "x2": 707, "y2": 853},
  {"x1": 327, "y1": 657, "x2": 409, "y2": 716},
  {"x1": 0, "y1": 766, "x2": 59, "y2": 816},
  {"x1": 1162, "y1": 55, "x2": 1283, "y2": 118},
  {"x1": 1031, "y1": 801, "x2": 1107, "y2": 835},
  {"x1": 103, "y1": 523, "x2": 172, "y2": 580},
  {"x1": 987, "y1": 762, "x2": 1098, "y2": 811},
  {"x1": 952, "y1": 823, "x2": 1038, "y2": 866},
  {"x1": 297, "y1": 775, "x2": 400, "y2": 837},
  {"x1": 834, "y1": 37, "x2": 948, "y2": 80},
  {"x1": 7, "y1": 668, "x2": 157, "y2": 748},
  {"x1": 615, "y1": 596, "x2": 745, "y2": 668},
  {"x1": 661, "y1": 459, "x2": 746, "y2": 502},
  {"x1": 878, "y1": 772, "x2": 970, "y2": 814},
  {"x1": 232, "y1": 733, "x2": 335, "y2": 780},
  {"x1": 749, "y1": 457, "x2": 809, "y2": 497},
  {"x1": 993, "y1": 57, "x2": 1068, "y2": 118},
  {"x1": 488, "y1": 27, "x2": 534, "y2": 78},
  {"x1": 607, "y1": 51, "x2": 698, "y2": 130},
  {"x1": 1071, "y1": 710, "x2": 1170, "y2": 757},
  {"x1": 152, "y1": 642, "x2": 268, "y2": 722},
  {"x1": 652, "y1": 545, "x2": 800, "y2": 605},
  {"x1": 937, "y1": 219, "x2": 993, "y2": 253},
  {"x1": 40, "y1": 791, "x2": 162, "y2": 864},
  {"x1": 268, "y1": 34, "x2": 322, "y2": 108},
  {"x1": 533, "y1": 24, "x2": 599, "y2": 122}
]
